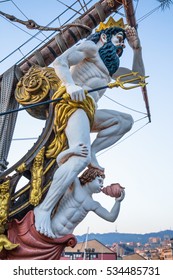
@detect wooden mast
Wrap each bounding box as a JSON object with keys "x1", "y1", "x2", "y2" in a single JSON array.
[{"x1": 17, "y1": 0, "x2": 123, "y2": 74}]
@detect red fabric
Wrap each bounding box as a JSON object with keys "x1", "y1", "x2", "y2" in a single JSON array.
[{"x1": 2, "y1": 210, "x2": 76, "y2": 260}]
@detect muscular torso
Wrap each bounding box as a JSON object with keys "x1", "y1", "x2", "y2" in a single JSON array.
[
  {"x1": 51, "y1": 187, "x2": 94, "y2": 237},
  {"x1": 71, "y1": 58, "x2": 111, "y2": 102},
  {"x1": 53, "y1": 40, "x2": 112, "y2": 103}
]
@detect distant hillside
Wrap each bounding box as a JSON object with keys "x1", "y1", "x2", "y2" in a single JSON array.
[{"x1": 76, "y1": 230, "x2": 173, "y2": 245}]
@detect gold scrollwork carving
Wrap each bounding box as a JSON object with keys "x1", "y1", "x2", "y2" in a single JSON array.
[
  {"x1": 0, "y1": 234, "x2": 19, "y2": 252},
  {"x1": 16, "y1": 162, "x2": 26, "y2": 173},
  {"x1": 0, "y1": 180, "x2": 10, "y2": 227},
  {"x1": 15, "y1": 65, "x2": 61, "y2": 119},
  {"x1": 29, "y1": 147, "x2": 45, "y2": 206},
  {"x1": 0, "y1": 181, "x2": 19, "y2": 251}
]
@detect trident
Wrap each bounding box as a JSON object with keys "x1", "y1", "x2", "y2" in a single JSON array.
[
  {"x1": 108, "y1": 72, "x2": 149, "y2": 90},
  {"x1": 88, "y1": 72, "x2": 149, "y2": 93},
  {"x1": 0, "y1": 72, "x2": 148, "y2": 116}
]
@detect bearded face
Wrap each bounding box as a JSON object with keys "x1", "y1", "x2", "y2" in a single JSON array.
[
  {"x1": 98, "y1": 41, "x2": 124, "y2": 77},
  {"x1": 87, "y1": 27, "x2": 126, "y2": 76}
]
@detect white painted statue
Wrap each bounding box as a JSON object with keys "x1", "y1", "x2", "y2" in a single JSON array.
[
  {"x1": 51, "y1": 167, "x2": 125, "y2": 238},
  {"x1": 34, "y1": 18, "x2": 145, "y2": 238}
]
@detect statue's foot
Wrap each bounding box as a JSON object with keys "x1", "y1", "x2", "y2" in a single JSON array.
[
  {"x1": 34, "y1": 208, "x2": 55, "y2": 238},
  {"x1": 89, "y1": 155, "x2": 104, "y2": 172}
]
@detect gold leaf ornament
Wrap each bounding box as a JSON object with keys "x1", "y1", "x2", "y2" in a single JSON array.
[
  {"x1": 0, "y1": 180, "x2": 10, "y2": 226},
  {"x1": 15, "y1": 65, "x2": 61, "y2": 119},
  {"x1": 16, "y1": 66, "x2": 49, "y2": 104},
  {"x1": 0, "y1": 234, "x2": 19, "y2": 251}
]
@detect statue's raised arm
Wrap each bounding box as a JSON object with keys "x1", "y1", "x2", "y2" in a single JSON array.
[{"x1": 113, "y1": 25, "x2": 145, "y2": 79}]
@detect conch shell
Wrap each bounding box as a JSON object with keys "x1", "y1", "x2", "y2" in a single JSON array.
[{"x1": 101, "y1": 183, "x2": 124, "y2": 198}]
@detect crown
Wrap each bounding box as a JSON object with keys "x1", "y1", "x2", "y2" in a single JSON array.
[{"x1": 96, "y1": 17, "x2": 126, "y2": 32}]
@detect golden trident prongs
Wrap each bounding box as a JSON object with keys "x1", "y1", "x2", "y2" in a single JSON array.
[{"x1": 108, "y1": 72, "x2": 149, "y2": 90}]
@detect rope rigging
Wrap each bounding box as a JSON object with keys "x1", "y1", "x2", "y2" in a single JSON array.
[
  {"x1": 11, "y1": 116, "x2": 149, "y2": 143},
  {"x1": 56, "y1": 0, "x2": 83, "y2": 15},
  {"x1": 0, "y1": 0, "x2": 10, "y2": 2},
  {"x1": 97, "y1": 120, "x2": 149, "y2": 157},
  {"x1": 0, "y1": 0, "x2": 93, "y2": 64},
  {"x1": 104, "y1": 94, "x2": 147, "y2": 115},
  {"x1": 0, "y1": 0, "x2": 172, "y2": 66},
  {"x1": 0, "y1": 10, "x2": 92, "y2": 32}
]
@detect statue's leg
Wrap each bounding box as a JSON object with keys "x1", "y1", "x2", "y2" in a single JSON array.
[
  {"x1": 90, "y1": 109, "x2": 134, "y2": 169},
  {"x1": 34, "y1": 109, "x2": 91, "y2": 238}
]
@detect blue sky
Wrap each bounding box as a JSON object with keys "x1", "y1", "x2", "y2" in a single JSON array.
[{"x1": 0, "y1": 0, "x2": 173, "y2": 235}]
